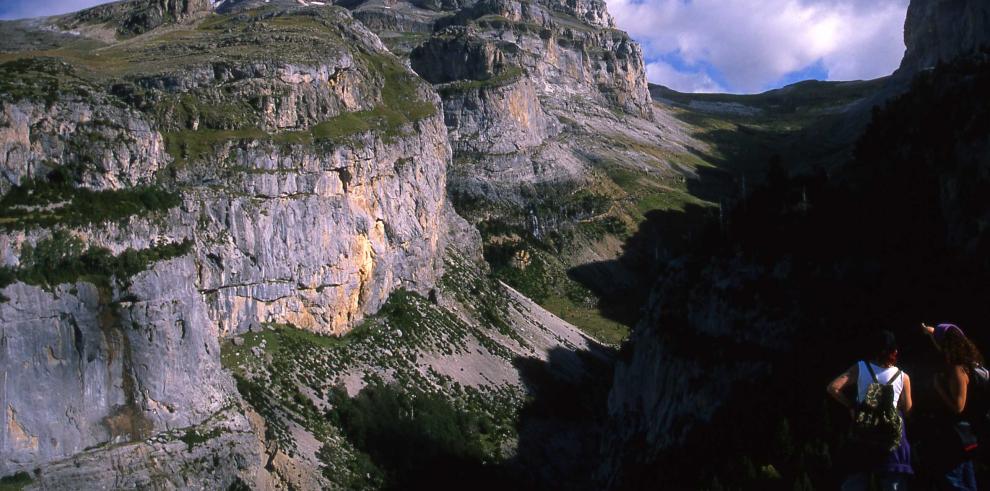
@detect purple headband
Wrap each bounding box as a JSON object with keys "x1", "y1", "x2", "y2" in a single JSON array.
[{"x1": 934, "y1": 323, "x2": 963, "y2": 342}]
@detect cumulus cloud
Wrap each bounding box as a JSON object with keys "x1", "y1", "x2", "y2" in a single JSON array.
[
  {"x1": 0, "y1": 0, "x2": 111, "y2": 20},
  {"x1": 646, "y1": 61, "x2": 724, "y2": 93},
  {"x1": 607, "y1": 0, "x2": 910, "y2": 93}
]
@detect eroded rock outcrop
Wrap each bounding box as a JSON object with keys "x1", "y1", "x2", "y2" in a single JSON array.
[
  {"x1": 0, "y1": 61, "x2": 169, "y2": 195},
  {"x1": 352, "y1": 0, "x2": 654, "y2": 211}
]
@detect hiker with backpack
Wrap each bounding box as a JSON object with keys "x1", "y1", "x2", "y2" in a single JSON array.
[
  {"x1": 920, "y1": 322, "x2": 986, "y2": 491},
  {"x1": 827, "y1": 330, "x2": 914, "y2": 490}
]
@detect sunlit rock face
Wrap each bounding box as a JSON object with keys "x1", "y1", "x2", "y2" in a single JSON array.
[
  {"x1": 349, "y1": 0, "x2": 653, "y2": 210},
  {"x1": 0, "y1": 2, "x2": 452, "y2": 482}
]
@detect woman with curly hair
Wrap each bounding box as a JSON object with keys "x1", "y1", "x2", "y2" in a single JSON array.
[{"x1": 922, "y1": 322, "x2": 985, "y2": 491}]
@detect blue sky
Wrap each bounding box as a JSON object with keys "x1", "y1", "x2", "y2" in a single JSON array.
[
  {"x1": 0, "y1": 0, "x2": 108, "y2": 20},
  {"x1": 1, "y1": 0, "x2": 910, "y2": 94},
  {"x1": 608, "y1": 0, "x2": 911, "y2": 93}
]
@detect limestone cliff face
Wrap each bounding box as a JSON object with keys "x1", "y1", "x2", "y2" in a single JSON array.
[
  {"x1": 407, "y1": 0, "x2": 652, "y2": 117},
  {"x1": 0, "y1": 67, "x2": 169, "y2": 196},
  {"x1": 0, "y1": 258, "x2": 233, "y2": 476},
  {"x1": 899, "y1": 0, "x2": 990, "y2": 75},
  {"x1": 352, "y1": 0, "x2": 654, "y2": 211},
  {"x1": 189, "y1": 119, "x2": 449, "y2": 336},
  {"x1": 0, "y1": 3, "x2": 452, "y2": 482}
]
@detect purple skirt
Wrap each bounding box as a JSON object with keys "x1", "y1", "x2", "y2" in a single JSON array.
[{"x1": 879, "y1": 416, "x2": 913, "y2": 475}]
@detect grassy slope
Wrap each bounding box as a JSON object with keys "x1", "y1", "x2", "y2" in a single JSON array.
[{"x1": 652, "y1": 78, "x2": 887, "y2": 175}]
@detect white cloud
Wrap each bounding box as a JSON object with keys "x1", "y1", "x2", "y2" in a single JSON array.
[
  {"x1": 646, "y1": 61, "x2": 723, "y2": 93},
  {"x1": 0, "y1": 1, "x2": 112, "y2": 20},
  {"x1": 607, "y1": 0, "x2": 910, "y2": 93}
]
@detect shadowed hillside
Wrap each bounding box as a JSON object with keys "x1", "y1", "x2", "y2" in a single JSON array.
[{"x1": 605, "y1": 50, "x2": 990, "y2": 490}]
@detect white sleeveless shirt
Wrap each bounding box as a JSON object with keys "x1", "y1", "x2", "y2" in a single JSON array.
[{"x1": 856, "y1": 361, "x2": 904, "y2": 407}]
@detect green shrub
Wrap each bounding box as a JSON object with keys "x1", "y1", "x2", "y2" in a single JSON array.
[
  {"x1": 0, "y1": 472, "x2": 32, "y2": 491},
  {"x1": 328, "y1": 382, "x2": 507, "y2": 488},
  {"x1": 0, "y1": 171, "x2": 180, "y2": 230},
  {"x1": 6, "y1": 231, "x2": 192, "y2": 292}
]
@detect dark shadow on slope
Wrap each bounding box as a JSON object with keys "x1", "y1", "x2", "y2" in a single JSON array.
[
  {"x1": 327, "y1": 380, "x2": 525, "y2": 491},
  {"x1": 570, "y1": 78, "x2": 883, "y2": 332},
  {"x1": 566, "y1": 170, "x2": 730, "y2": 330},
  {"x1": 325, "y1": 345, "x2": 614, "y2": 491},
  {"x1": 510, "y1": 346, "x2": 616, "y2": 491},
  {"x1": 606, "y1": 51, "x2": 990, "y2": 490}
]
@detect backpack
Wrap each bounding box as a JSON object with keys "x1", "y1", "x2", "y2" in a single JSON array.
[
  {"x1": 966, "y1": 364, "x2": 990, "y2": 440},
  {"x1": 969, "y1": 364, "x2": 990, "y2": 394},
  {"x1": 849, "y1": 362, "x2": 903, "y2": 453}
]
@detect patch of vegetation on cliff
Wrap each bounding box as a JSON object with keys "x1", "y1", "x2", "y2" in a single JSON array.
[
  {"x1": 0, "y1": 57, "x2": 95, "y2": 106},
  {"x1": 481, "y1": 238, "x2": 629, "y2": 346},
  {"x1": 0, "y1": 231, "x2": 192, "y2": 295},
  {"x1": 161, "y1": 51, "x2": 436, "y2": 163},
  {"x1": 603, "y1": 164, "x2": 713, "y2": 220},
  {"x1": 222, "y1": 289, "x2": 516, "y2": 384},
  {"x1": 437, "y1": 65, "x2": 525, "y2": 96},
  {"x1": 0, "y1": 472, "x2": 32, "y2": 491},
  {"x1": 0, "y1": 170, "x2": 180, "y2": 230},
  {"x1": 455, "y1": 185, "x2": 635, "y2": 346},
  {"x1": 318, "y1": 52, "x2": 436, "y2": 144},
  {"x1": 178, "y1": 427, "x2": 224, "y2": 450},
  {"x1": 163, "y1": 127, "x2": 269, "y2": 166}
]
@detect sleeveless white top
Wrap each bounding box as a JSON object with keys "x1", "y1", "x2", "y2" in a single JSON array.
[{"x1": 856, "y1": 361, "x2": 904, "y2": 407}]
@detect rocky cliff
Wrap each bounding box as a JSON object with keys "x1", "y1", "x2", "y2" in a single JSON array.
[
  {"x1": 0, "y1": 0, "x2": 626, "y2": 487},
  {"x1": 0, "y1": 2, "x2": 454, "y2": 485},
  {"x1": 899, "y1": 0, "x2": 990, "y2": 75},
  {"x1": 338, "y1": 0, "x2": 707, "y2": 348},
  {"x1": 400, "y1": 0, "x2": 656, "y2": 202}
]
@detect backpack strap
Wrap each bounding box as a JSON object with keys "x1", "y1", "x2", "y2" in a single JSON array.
[
  {"x1": 865, "y1": 362, "x2": 901, "y2": 385},
  {"x1": 886, "y1": 370, "x2": 902, "y2": 386},
  {"x1": 865, "y1": 361, "x2": 880, "y2": 384}
]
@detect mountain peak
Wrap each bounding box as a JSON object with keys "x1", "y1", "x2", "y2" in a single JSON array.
[{"x1": 62, "y1": 0, "x2": 215, "y2": 36}]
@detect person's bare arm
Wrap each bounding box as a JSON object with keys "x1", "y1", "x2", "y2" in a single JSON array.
[
  {"x1": 922, "y1": 323, "x2": 939, "y2": 350},
  {"x1": 827, "y1": 364, "x2": 858, "y2": 413},
  {"x1": 899, "y1": 372, "x2": 913, "y2": 414},
  {"x1": 935, "y1": 365, "x2": 969, "y2": 413}
]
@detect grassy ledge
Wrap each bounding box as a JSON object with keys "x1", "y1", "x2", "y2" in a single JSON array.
[
  {"x1": 0, "y1": 173, "x2": 179, "y2": 231},
  {"x1": 0, "y1": 232, "x2": 192, "y2": 297},
  {"x1": 163, "y1": 52, "x2": 436, "y2": 165}
]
